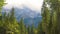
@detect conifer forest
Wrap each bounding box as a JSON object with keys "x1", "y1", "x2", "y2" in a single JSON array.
[{"x1": 0, "y1": 0, "x2": 60, "y2": 34}]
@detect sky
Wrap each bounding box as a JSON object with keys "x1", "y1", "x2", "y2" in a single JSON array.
[{"x1": 4, "y1": 0, "x2": 43, "y2": 12}]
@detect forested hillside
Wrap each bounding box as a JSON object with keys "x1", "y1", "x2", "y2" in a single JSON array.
[{"x1": 0, "y1": 0, "x2": 60, "y2": 34}]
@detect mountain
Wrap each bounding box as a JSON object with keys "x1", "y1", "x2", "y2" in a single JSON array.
[{"x1": 2, "y1": 6, "x2": 42, "y2": 26}]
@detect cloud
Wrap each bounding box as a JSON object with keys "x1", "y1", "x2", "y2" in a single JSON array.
[{"x1": 4, "y1": 0, "x2": 43, "y2": 12}]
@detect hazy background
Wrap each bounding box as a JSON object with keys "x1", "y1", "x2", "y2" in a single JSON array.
[{"x1": 4, "y1": 0, "x2": 43, "y2": 13}]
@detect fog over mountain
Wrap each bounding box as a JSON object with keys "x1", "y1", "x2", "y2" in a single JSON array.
[{"x1": 2, "y1": 5, "x2": 42, "y2": 26}]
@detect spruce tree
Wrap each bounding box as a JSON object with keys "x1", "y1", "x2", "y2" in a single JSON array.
[
  {"x1": 27, "y1": 25, "x2": 31, "y2": 34},
  {"x1": 37, "y1": 22, "x2": 43, "y2": 34},
  {"x1": 19, "y1": 18, "x2": 25, "y2": 34},
  {"x1": 0, "y1": 0, "x2": 4, "y2": 26},
  {"x1": 4, "y1": 8, "x2": 20, "y2": 34},
  {"x1": 41, "y1": 1, "x2": 51, "y2": 34},
  {"x1": 45, "y1": 0, "x2": 60, "y2": 34},
  {"x1": 31, "y1": 24, "x2": 35, "y2": 34}
]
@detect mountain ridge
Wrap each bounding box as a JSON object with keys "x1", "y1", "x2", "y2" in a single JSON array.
[{"x1": 2, "y1": 6, "x2": 42, "y2": 26}]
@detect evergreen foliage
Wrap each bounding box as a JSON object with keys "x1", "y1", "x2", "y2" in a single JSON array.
[{"x1": 0, "y1": 0, "x2": 60, "y2": 34}]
